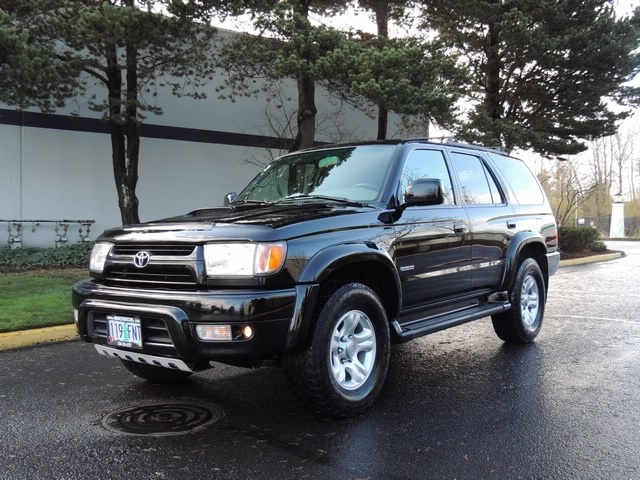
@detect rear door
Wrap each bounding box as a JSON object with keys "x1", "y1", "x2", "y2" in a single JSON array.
[
  {"x1": 448, "y1": 150, "x2": 516, "y2": 291},
  {"x1": 393, "y1": 148, "x2": 472, "y2": 310}
]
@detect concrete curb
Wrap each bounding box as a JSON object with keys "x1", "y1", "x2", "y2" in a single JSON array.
[
  {"x1": 0, "y1": 251, "x2": 624, "y2": 352},
  {"x1": 559, "y1": 251, "x2": 623, "y2": 267},
  {"x1": 0, "y1": 324, "x2": 78, "y2": 351}
]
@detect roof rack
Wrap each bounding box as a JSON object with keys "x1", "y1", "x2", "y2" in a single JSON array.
[
  {"x1": 404, "y1": 136, "x2": 456, "y2": 144},
  {"x1": 403, "y1": 137, "x2": 509, "y2": 155}
]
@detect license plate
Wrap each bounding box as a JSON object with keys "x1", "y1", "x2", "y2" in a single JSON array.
[{"x1": 107, "y1": 314, "x2": 143, "y2": 349}]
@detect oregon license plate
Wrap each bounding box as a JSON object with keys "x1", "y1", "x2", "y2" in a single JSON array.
[{"x1": 107, "y1": 314, "x2": 143, "y2": 349}]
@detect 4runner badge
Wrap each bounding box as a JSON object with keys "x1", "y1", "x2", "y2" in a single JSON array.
[{"x1": 133, "y1": 251, "x2": 150, "y2": 268}]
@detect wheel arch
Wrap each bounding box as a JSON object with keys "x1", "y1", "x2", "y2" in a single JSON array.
[
  {"x1": 500, "y1": 232, "x2": 550, "y2": 293},
  {"x1": 298, "y1": 243, "x2": 402, "y2": 330}
]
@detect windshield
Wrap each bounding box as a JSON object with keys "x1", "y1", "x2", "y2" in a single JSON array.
[{"x1": 233, "y1": 145, "x2": 397, "y2": 204}]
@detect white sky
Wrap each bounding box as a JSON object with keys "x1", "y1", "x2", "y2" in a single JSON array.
[{"x1": 212, "y1": 1, "x2": 640, "y2": 34}]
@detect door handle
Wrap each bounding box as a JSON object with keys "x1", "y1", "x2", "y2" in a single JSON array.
[
  {"x1": 454, "y1": 223, "x2": 468, "y2": 234},
  {"x1": 507, "y1": 220, "x2": 517, "y2": 229}
]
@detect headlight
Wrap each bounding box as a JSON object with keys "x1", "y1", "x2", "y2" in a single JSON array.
[
  {"x1": 204, "y1": 242, "x2": 286, "y2": 277},
  {"x1": 89, "y1": 242, "x2": 113, "y2": 273}
]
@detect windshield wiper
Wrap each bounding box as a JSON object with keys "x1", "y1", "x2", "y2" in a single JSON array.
[
  {"x1": 229, "y1": 199, "x2": 274, "y2": 205},
  {"x1": 277, "y1": 194, "x2": 366, "y2": 207}
]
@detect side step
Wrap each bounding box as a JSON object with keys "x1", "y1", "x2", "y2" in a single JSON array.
[{"x1": 391, "y1": 302, "x2": 511, "y2": 342}]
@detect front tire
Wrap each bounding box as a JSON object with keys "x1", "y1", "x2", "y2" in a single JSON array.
[
  {"x1": 492, "y1": 257, "x2": 546, "y2": 343},
  {"x1": 283, "y1": 283, "x2": 391, "y2": 417},
  {"x1": 121, "y1": 360, "x2": 193, "y2": 383}
]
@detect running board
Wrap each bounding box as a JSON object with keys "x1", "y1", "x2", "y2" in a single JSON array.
[
  {"x1": 94, "y1": 345, "x2": 194, "y2": 373},
  {"x1": 392, "y1": 302, "x2": 511, "y2": 342}
]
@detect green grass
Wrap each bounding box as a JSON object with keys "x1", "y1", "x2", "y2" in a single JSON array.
[{"x1": 0, "y1": 269, "x2": 89, "y2": 333}]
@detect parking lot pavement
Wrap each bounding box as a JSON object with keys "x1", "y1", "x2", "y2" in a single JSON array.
[{"x1": 1, "y1": 240, "x2": 639, "y2": 479}]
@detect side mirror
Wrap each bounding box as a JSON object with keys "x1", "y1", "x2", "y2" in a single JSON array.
[
  {"x1": 403, "y1": 179, "x2": 444, "y2": 207},
  {"x1": 223, "y1": 192, "x2": 237, "y2": 206}
]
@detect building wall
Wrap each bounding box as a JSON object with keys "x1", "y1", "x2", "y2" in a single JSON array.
[{"x1": 0, "y1": 70, "x2": 383, "y2": 247}]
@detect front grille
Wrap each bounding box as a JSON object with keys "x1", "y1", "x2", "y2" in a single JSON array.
[
  {"x1": 112, "y1": 244, "x2": 196, "y2": 256},
  {"x1": 104, "y1": 265, "x2": 197, "y2": 290},
  {"x1": 89, "y1": 313, "x2": 176, "y2": 354},
  {"x1": 105, "y1": 243, "x2": 201, "y2": 290}
]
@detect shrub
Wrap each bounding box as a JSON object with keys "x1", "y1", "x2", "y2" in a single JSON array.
[
  {"x1": 558, "y1": 227, "x2": 605, "y2": 252},
  {"x1": 0, "y1": 243, "x2": 92, "y2": 272}
]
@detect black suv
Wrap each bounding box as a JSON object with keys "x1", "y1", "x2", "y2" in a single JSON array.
[{"x1": 73, "y1": 140, "x2": 560, "y2": 417}]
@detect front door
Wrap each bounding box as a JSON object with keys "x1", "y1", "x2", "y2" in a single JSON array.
[{"x1": 393, "y1": 148, "x2": 472, "y2": 311}]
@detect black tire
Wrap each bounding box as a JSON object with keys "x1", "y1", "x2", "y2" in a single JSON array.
[
  {"x1": 283, "y1": 283, "x2": 391, "y2": 418},
  {"x1": 491, "y1": 257, "x2": 546, "y2": 343},
  {"x1": 121, "y1": 360, "x2": 193, "y2": 383}
]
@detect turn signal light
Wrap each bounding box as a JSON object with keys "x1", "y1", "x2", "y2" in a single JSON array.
[
  {"x1": 196, "y1": 324, "x2": 232, "y2": 341},
  {"x1": 195, "y1": 324, "x2": 254, "y2": 341},
  {"x1": 256, "y1": 243, "x2": 286, "y2": 274}
]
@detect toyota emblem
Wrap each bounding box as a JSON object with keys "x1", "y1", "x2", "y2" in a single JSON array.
[{"x1": 133, "y1": 251, "x2": 151, "y2": 268}]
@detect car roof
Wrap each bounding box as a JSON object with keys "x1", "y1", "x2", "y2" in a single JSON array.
[{"x1": 296, "y1": 138, "x2": 510, "y2": 157}]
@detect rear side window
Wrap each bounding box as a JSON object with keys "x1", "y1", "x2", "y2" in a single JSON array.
[
  {"x1": 488, "y1": 153, "x2": 545, "y2": 205},
  {"x1": 449, "y1": 152, "x2": 504, "y2": 205}
]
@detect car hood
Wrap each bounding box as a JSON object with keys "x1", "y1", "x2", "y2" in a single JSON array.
[{"x1": 97, "y1": 202, "x2": 382, "y2": 243}]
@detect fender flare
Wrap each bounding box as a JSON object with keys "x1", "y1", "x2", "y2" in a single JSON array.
[
  {"x1": 298, "y1": 242, "x2": 402, "y2": 318},
  {"x1": 499, "y1": 231, "x2": 548, "y2": 291}
]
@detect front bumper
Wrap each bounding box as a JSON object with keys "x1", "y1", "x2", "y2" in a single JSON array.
[{"x1": 72, "y1": 280, "x2": 319, "y2": 367}]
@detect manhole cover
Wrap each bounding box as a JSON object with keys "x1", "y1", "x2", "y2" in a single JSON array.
[{"x1": 102, "y1": 400, "x2": 225, "y2": 436}]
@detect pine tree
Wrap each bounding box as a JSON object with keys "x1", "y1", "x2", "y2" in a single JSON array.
[
  {"x1": 420, "y1": 0, "x2": 640, "y2": 156},
  {"x1": 218, "y1": 0, "x2": 351, "y2": 152},
  {"x1": 1, "y1": 0, "x2": 225, "y2": 224},
  {"x1": 219, "y1": 0, "x2": 465, "y2": 148},
  {"x1": 0, "y1": 6, "x2": 79, "y2": 110}
]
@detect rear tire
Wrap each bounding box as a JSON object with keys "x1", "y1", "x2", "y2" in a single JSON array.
[
  {"x1": 492, "y1": 257, "x2": 546, "y2": 343},
  {"x1": 283, "y1": 283, "x2": 391, "y2": 417},
  {"x1": 121, "y1": 360, "x2": 193, "y2": 383}
]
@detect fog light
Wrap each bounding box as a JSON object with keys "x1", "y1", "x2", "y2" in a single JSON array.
[
  {"x1": 196, "y1": 324, "x2": 232, "y2": 341},
  {"x1": 241, "y1": 325, "x2": 253, "y2": 339}
]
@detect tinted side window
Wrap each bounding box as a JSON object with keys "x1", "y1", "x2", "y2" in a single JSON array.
[
  {"x1": 450, "y1": 152, "x2": 504, "y2": 205},
  {"x1": 488, "y1": 153, "x2": 545, "y2": 205},
  {"x1": 400, "y1": 149, "x2": 455, "y2": 204}
]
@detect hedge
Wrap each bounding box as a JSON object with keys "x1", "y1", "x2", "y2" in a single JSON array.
[
  {"x1": 0, "y1": 243, "x2": 92, "y2": 273},
  {"x1": 558, "y1": 227, "x2": 607, "y2": 253}
]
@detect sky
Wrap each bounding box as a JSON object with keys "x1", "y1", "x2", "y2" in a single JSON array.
[{"x1": 212, "y1": 1, "x2": 640, "y2": 34}]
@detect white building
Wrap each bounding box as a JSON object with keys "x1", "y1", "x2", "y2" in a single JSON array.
[{"x1": 1, "y1": 50, "x2": 393, "y2": 247}]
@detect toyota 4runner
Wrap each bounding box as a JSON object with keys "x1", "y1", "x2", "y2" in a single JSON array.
[{"x1": 73, "y1": 139, "x2": 560, "y2": 417}]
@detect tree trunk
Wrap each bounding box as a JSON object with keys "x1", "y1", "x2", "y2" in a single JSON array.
[
  {"x1": 484, "y1": 21, "x2": 502, "y2": 145},
  {"x1": 377, "y1": 105, "x2": 388, "y2": 140},
  {"x1": 123, "y1": 37, "x2": 140, "y2": 224},
  {"x1": 484, "y1": 31, "x2": 501, "y2": 117},
  {"x1": 105, "y1": 38, "x2": 140, "y2": 226},
  {"x1": 288, "y1": 1, "x2": 316, "y2": 153},
  {"x1": 374, "y1": 0, "x2": 389, "y2": 140},
  {"x1": 289, "y1": 73, "x2": 317, "y2": 152}
]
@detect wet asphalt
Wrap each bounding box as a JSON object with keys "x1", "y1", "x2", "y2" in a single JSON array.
[{"x1": 1, "y1": 241, "x2": 639, "y2": 480}]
